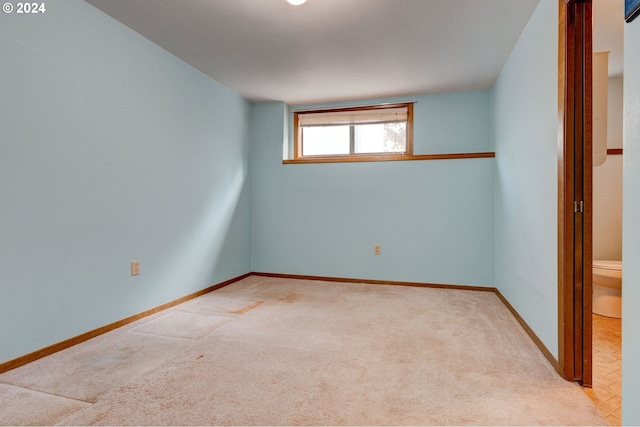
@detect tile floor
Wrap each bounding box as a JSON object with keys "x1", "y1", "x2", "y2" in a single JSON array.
[{"x1": 584, "y1": 313, "x2": 622, "y2": 425}]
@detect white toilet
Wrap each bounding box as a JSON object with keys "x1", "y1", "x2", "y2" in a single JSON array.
[{"x1": 592, "y1": 260, "x2": 622, "y2": 318}]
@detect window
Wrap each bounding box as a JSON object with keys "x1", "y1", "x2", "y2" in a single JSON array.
[{"x1": 293, "y1": 103, "x2": 413, "y2": 162}]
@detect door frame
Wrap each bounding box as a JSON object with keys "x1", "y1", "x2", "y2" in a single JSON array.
[{"x1": 558, "y1": 0, "x2": 593, "y2": 386}]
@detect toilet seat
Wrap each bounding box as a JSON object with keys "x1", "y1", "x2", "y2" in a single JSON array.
[
  {"x1": 593, "y1": 260, "x2": 622, "y2": 271},
  {"x1": 592, "y1": 260, "x2": 622, "y2": 318},
  {"x1": 593, "y1": 260, "x2": 622, "y2": 289}
]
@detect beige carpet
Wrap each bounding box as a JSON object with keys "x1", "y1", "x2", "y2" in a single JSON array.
[{"x1": 0, "y1": 276, "x2": 608, "y2": 425}]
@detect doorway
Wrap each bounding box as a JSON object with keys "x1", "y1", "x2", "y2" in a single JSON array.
[{"x1": 558, "y1": 1, "x2": 624, "y2": 423}]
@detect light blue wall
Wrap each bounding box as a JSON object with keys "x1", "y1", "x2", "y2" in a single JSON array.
[
  {"x1": 622, "y1": 13, "x2": 640, "y2": 425},
  {"x1": 492, "y1": 0, "x2": 559, "y2": 357},
  {"x1": 251, "y1": 94, "x2": 494, "y2": 286},
  {"x1": 0, "y1": 0, "x2": 251, "y2": 364}
]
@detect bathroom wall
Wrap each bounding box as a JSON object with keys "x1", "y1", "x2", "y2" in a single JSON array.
[
  {"x1": 0, "y1": 0, "x2": 251, "y2": 365},
  {"x1": 622, "y1": 12, "x2": 640, "y2": 425},
  {"x1": 250, "y1": 93, "x2": 494, "y2": 286},
  {"x1": 593, "y1": 78, "x2": 623, "y2": 261},
  {"x1": 492, "y1": 0, "x2": 559, "y2": 358}
]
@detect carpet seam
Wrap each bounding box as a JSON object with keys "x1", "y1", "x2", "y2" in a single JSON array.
[
  {"x1": 0, "y1": 271, "x2": 559, "y2": 380},
  {"x1": 0, "y1": 382, "x2": 96, "y2": 405},
  {"x1": 0, "y1": 272, "x2": 251, "y2": 374}
]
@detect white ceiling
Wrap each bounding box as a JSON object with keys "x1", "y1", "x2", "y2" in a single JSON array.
[{"x1": 85, "y1": 0, "x2": 623, "y2": 105}]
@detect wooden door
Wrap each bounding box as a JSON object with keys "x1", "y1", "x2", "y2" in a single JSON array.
[{"x1": 558, "y1": 0, "x2": 593, "y2": 387}]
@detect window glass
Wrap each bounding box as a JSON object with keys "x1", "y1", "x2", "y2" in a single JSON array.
[
  {"x1": 302, "y1": 126, "x2": 350, "y2": 156},
  {"x1": 354, "y1": 123, "x2": 407, "y2": 154}
]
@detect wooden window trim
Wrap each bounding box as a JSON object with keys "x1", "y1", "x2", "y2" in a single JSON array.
[
  {"x1": 283, "y1": 152, "x2": 495, "y2": 164},
  {"x1": 289, "y1": 102, "x2": 494, "y2": 164},
  {"x1": 293, "y1": 103, "x2": 414, "y2": 161}
]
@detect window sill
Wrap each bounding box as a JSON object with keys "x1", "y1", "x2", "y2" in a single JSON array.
[{"x1": 283, "y1": 152, "x2": 495, "y2": 164}]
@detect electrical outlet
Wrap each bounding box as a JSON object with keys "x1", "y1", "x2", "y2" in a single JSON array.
[
  {"x1": 374, "y1": 245, "x2": 381, "y2": 255},
  {"x1": 131, "y1": 260, "x2": 140, "y2": 276}
]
